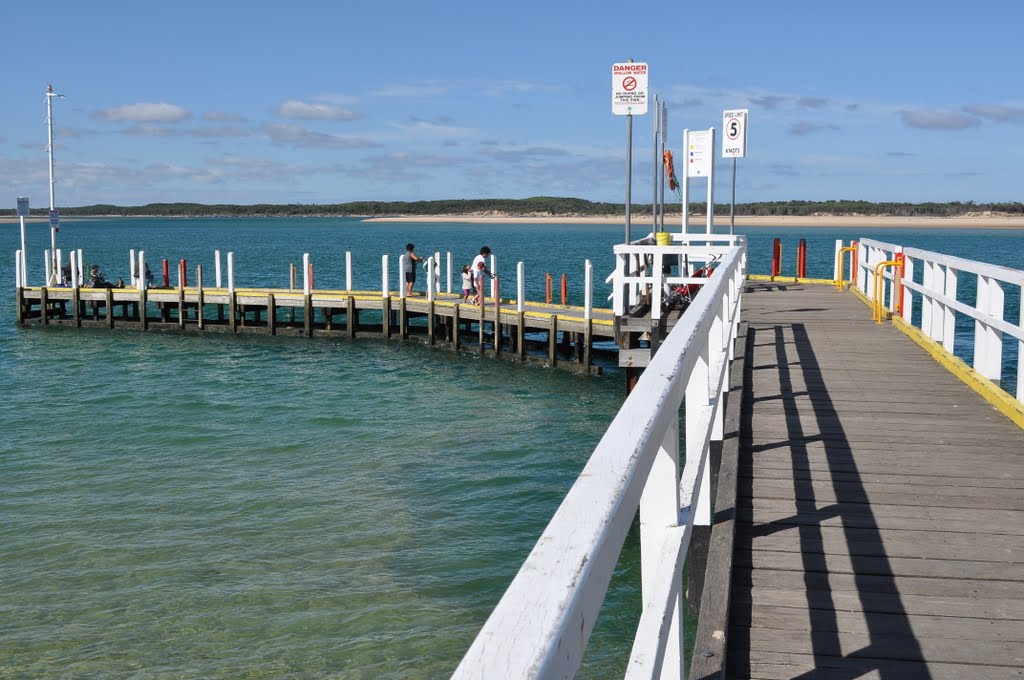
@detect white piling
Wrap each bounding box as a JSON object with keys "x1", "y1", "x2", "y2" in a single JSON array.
[
  {"x1": 77, "y1": 250, "x2": 83, "y2": 286},
  {"x1": 44, "y1": 250, "x2": 52, "y2": 286},
  {"x1": 303, "y1": 253, "x2": 311, "y2": 295},
  {"x1": 227, "y1": 252, "x2": 235, "y2": 293},
  {"x1": 15, "y1": 251, "x2": 22, "y2": 290},
  {"x1": 381, "y1": 255, "x2": 389, "y2": 298},
  {"x1": 130, "y1": 249, "x2": 137, "y2": 287},
  {"x1": 398, "y1": 255, "x2": 407, "y2": 299},
  {"x1": 55, "y1": 249, "x2": 62, "y2": 284},
  {"x1": 345, "y1": 251, "x2": 353, "y2": 291},
  {"x1": 516, "y1": 262, "x2": 525, "y2": 313},
  {"x1": 490, "y1": 254, "x2": 498, "y2": 299},
  {"x1": 19, "y1": 215, "x2": 27, "y2": 286},
  {"x1": 446, "y1": 252, "x2": 453, "y2": 294},
  {"x1": 585, "y1": 259, "x2": 593, "y2": 320},
  {"x1": 427, "y1": 258, "x2": 435, "y2": 302},
  {"x1": 138, "y1": 251, "x2": 146, "y2": 290},
  {"x1": 215, "y1": 249, "x2": 223, "y2": 288},
  {"x1": 70, "y1": 257, "x2": 78, "y2": 291}
]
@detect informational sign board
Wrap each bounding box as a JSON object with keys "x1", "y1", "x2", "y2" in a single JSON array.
[
  {"x1": 722, "y1": 109, "x2": 748, "y2": 158},
  {"x1": 17, "y1": 197, "x2": 29, "y2": 217},
  {"x1": 687, "y1": 129, "x2": 713, "y2": 177},
  {"x1": 49, "y1": 209, "x2": 60, "y2": 228},
  {"x1": 612, "y1": 62, "x2": 649, "y2": 116}
]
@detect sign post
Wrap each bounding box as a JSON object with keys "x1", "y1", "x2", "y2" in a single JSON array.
[
  {"x1": 722, "y1": 109, "x2": 748, "y2": 235},
  {"x1": 612, "y1": 61, "x2": 648, "y2": 244},
  {"x1": 17, "y1": 197, "x2": 29, "y2": 286}
]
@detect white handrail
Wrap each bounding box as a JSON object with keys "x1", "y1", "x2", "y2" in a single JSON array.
[
  {"x1": 861, "y1": 239, "x2": 1024, "y2": 403},
  {"x1": 453, "y1": 243, "x2": 746, "y2": 680}
]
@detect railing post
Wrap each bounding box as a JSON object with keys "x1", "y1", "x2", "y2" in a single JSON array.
[
  {"x1": 399, "y1": 255, "x2": 407, "y2": 299},
  {"x1": 447, "y1": 251, "x2": 453, "y2": 295},
  {"x1": 303, "y1": 253, "x2": 311, "y2": 296},
  {"x1": 901, "y1": 255, "x2": 914, "y2": 321},
  {"x1": 974, "y1": 274, "x2": 1004, "y2": 381},
  {"x1": 833, "y1": 239, "x2": 843, "y2": 282},
  {"x1": 382, "y1": 255, "x2": 390, "y2": 299},
  {"x1": 942, "y1": 267, "x2": 957, "y2": 353},
  {"x1": 639, "y1": 415, "x2": 683, "y2": 680}
]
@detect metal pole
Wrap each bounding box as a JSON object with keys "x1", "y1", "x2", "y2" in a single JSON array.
[
  {"x1": 19, "y1": 215, "x2": 27, "y2": 286},
  {"x1": 659, "y1": 101, "x2": 667, "y2": 233},
  {"x1": 652, "y1": 94, "x2": 659, "y2": 234},
  {"x1": 681, "y1": 129, "x2": 689, "y2": 236},
  {"x1": 730, "y1": 158, "x2": 737, "y2": 235},
  {"x1": 626, "y1": 114, "x2": 633, "y2": 244}
]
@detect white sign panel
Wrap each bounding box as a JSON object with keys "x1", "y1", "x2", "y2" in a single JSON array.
[
  {"x1": 612, "y1": 62, "x2": 649, "y2": 116},
  {"x1": 687, "y1": 129, "x2": 713, "y2": 177},
  {"x1": 722, "y1": 109, "x2": 748, "y2": 158},
  {"x1": 17, "y1": 197, "x2": 29, "y2": 217}
]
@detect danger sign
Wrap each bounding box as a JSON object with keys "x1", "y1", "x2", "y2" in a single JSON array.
[
  {"x1": 612, "y1": 62, "x2": 648, "y2": 116},
  {"x1": 722, "y1": 109, "x2": 748, "y2": 158}
]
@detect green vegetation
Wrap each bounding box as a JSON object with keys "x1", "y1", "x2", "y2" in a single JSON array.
[{"x1": 10, "y1": 197, "x2": 1023, "y2": 218}]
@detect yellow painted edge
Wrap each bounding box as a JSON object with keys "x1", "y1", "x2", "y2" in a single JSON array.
[
  {"x1": 890, "y1": 316, "x2": 1024, "y2": 430},
  {"x1": 746, "y1": 274, "x2": 836, "y2": 285},
  {"x1": 848, "y1": 285, "x2": 874, "y2": 310}
]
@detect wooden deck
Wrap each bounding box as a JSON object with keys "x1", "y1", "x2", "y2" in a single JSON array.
[{"x1": 728, "y1": 282, "x2": 1023, "y2": 679}]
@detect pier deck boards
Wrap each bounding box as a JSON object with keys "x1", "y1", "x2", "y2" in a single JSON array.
[{"x1": 729, "y1": 282, "x2": 1023, "y2": 679}]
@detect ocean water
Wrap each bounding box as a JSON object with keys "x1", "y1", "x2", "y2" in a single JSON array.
[{"x1": 2, "y1": 218, "x2": 1022, "y2": 678}]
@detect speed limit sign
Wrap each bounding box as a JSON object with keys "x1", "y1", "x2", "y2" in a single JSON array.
[{"x1": 722, "y1": 109, "x2": 748, "y2": 158}]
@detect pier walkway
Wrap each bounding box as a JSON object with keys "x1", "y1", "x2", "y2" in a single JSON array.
[{"x1": 727, "y1": 281, "x2": 1023, "y2": 679}]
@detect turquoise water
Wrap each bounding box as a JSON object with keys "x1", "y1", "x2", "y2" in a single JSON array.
[{"x1": 2, "y1": 218, "x2": 1022, "y2": 677}]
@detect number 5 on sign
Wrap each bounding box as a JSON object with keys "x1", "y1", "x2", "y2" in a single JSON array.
[{"x1": 722, "y1": 109, "x2": 748, "y2": 158}]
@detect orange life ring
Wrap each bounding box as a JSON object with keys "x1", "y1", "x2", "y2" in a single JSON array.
[{"x1": 663, "y1": 150, "x2": 678, "y2": 190}]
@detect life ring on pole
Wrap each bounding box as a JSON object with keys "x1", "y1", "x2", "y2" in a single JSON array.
[{"x1": 663, "y1": 150, "x2": 679, "y2": 191}]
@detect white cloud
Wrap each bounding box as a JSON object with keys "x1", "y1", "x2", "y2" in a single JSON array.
[
  {"x1": 93, "y1": 102, "x2": 192, "y2": 123},
  {"x1": 901, "y1": 109, "x2": 982, "y2": 130},
  {"x1": 963, "y1": 104, "x2": 1024, "y2": 123},
  {"x1": 262, "y1": 123, "x2": 377, "y2": 149},
  {"x1": 203, "y1": 111, "x2": 249, "y2": 123},
  {"x1": 274, "y1": 100, "x2": 362, "y2": 121}
]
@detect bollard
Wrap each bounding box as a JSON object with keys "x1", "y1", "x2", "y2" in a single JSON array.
[
  {"x1": 545, "y1": 273, "x2": 553, "y2": 304},
  {"x1": 162, "y1": 259, "x2": 170, "y2": 287},
  {"x1": 797, "y1": 239, "x2": 807, "y2": 278},
  {"x1": 771, "y1": 238, "x2": 782, "y2": 277},
  {"x1": 180, "y1": 259, "x2": 188, "y2": 288},
  {"x1": 560, "y1": 273, "x2": 568, "y2": 306},
  {"x1": 290, "y1": 263, "x2": 297, "y2": 291}
]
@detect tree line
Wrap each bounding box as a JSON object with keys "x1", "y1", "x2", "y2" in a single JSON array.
[{"x1": 10, "y1": 197, "x2": 1023, "y2": 218}]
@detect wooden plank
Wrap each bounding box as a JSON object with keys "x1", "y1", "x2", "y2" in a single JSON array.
[{"x1": 728, "y1": 649, "x2": 1022, "y2": 680}]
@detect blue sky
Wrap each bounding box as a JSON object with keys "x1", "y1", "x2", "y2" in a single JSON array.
[{"x1": 2, "y1": 0, "x2": 1022, "y2": 207}]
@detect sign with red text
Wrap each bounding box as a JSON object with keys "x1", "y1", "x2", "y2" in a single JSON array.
[
  {"x1": 722, "y1": 109, "x2": 748, "y2": 158},
  {"x1": 612, "y1": 62, "x2": 648, "y2": 116}
]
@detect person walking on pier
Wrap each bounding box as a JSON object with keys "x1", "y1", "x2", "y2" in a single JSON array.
[
  {"x1": 472, "y1": 246, "x2": 496, "y2": 302},
  {"x1": 403, "y1": 243, "x2": 425, "y2": 296}
]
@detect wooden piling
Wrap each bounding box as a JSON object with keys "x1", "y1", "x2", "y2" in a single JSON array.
[
  {"x1": 15, "y1": 287, "x2": 24, "y2": 324},
  {"x1": 229, "y1": 292, "x2": 237, "y2": 332},
  {"x1": 40, "y1": 288, "x2": 48, "y2": 325},
  {"x1": 399, "y1": 298, "x2": 408, "y2": 340},
  {"x1": 304, "y1": 294, "x2": 312, "y2": 337},
  {"x1": 548, "y1": 315, "x2": 558, "y2": 366},
  {"x1": 140, "y1": 288, "x2": 148, "y2": 330},
  {"x1": 178, "y1": 288, "x2": 186, "y2": 329},
  {"x1": 382, "y1": 297, "x2": 391, "y2": 339},
  {"x1": 517, "y1": 311, "x2": 526, "y2": 361},
  {"x1": 347, "y1": 296, "x2": 355, "y2": 337},
  {"x1": 106, "y1": 288, "x2": 114, "y2": 328},
  {"x1": 453, "y1": 304, "x2": 461, "y2": 350},
  {"x1": 428, "y1": 301, "x2": 435, "y2": 345},
  {"x1": 267, "y1": 293, "x2": 276, "y2": 335},
  {"x1": 583, "y1": 320, "x2": 592, "y2": 370},
  {"x1": 72, "y1": 288, "x2": 81, "y2": 327}
]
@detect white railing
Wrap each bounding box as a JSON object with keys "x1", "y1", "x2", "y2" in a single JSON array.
[
  {"x1": 453, "y1": 243, "x2": 746, "y2": 680},
  {"x1": 609, "y1": 234, "x2": 746, "y2": 318},
  {"x1": 857, "y1": 238, "x2": 1024, "y2": 403}
]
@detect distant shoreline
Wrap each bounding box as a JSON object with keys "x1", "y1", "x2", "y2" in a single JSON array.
[{"x1": 4, "y1": 214, "x2": 1024, "y2": 229}]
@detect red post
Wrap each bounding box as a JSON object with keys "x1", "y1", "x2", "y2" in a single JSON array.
[
  {"x1": 308, "y1": 263, "x2": 315, "y2": 290},
  {"x1": 162, "y1": 259, "x2": 170, "y2": 287},
  {"x1": 560, "y1": 274, "x2": 568, "y2": 306},
  {"x1": 797, "y1": 239, "x2": 807, "y2": 278},
  {"x1": 545, "y1": 273, "x2": 552, "y2": 304},
  {"x1": 180, "y1": 259, "x2": 187, "y2": 287},
  {"x1": 771, "y1": 238, "x2": 782, "y2": 277}
]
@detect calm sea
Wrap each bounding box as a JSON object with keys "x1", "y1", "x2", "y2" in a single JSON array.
[{"x1": 2, "y1": 218, "x2": 1022, "y2": 678}]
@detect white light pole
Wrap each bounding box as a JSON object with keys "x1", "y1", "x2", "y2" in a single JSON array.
[{"x1": 45, "y1": 84, "x2": 65, "y2": 282}]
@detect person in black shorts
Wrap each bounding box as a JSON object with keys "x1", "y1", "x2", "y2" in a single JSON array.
[{"x1": 403, "y1": 243, "x2": 425, "y2": 296}]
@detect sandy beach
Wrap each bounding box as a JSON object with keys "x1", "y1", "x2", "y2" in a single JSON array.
[
  {"x1": 4, "y1": 214, "x2": 1023, "y2": 229},
  {"x1": 361, "y1": 214, "x2": 1024, "y2": 229}
]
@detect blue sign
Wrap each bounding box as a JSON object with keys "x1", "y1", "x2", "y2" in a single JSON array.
[
  {"x1": 17, "y1": 197, "x2": 29, "y2": 217},
  {"x1": 49, "y1": 209, "x2": 60, "y2": 228}
]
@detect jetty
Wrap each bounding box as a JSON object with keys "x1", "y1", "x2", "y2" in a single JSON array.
[{"x1": 12, "y1": 233, "x2": 1024, "y2": 678}]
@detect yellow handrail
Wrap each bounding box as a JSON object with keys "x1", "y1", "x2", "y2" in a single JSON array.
[
  {"x1": 872, "y1": 260, "x2": 901, "y2": 323},
  {"x1": 834, "y1": 241, "x2": 859, "y2": 291}
]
